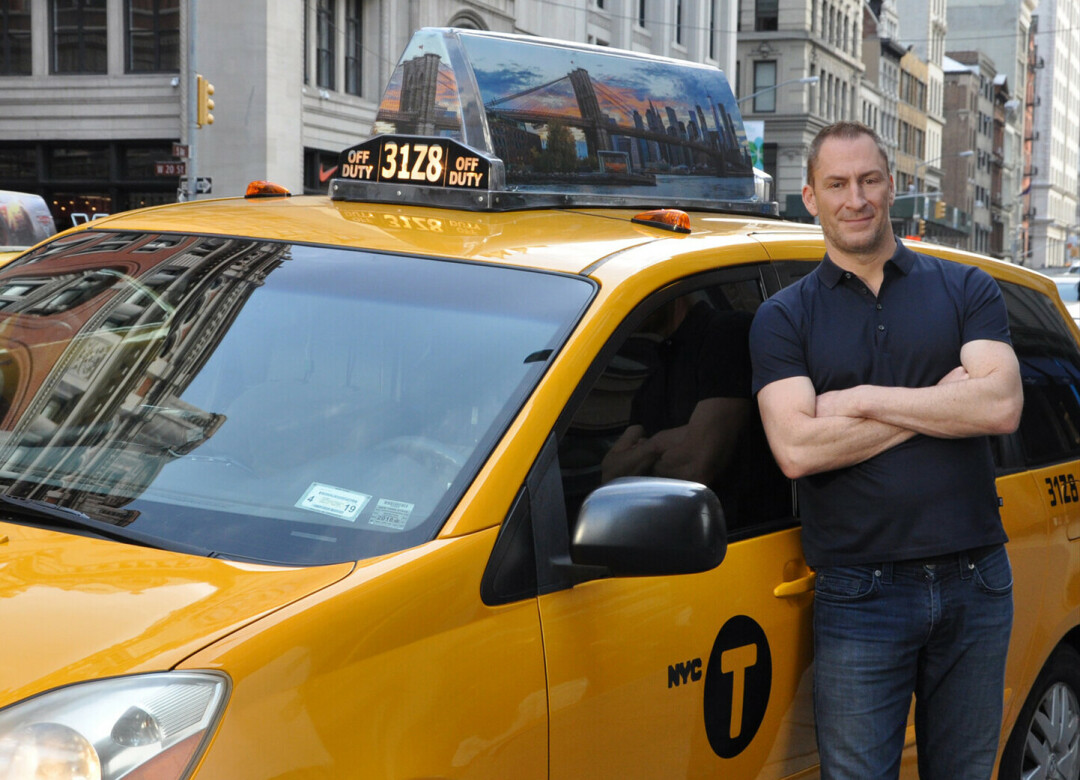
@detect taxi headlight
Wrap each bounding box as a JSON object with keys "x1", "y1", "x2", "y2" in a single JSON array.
[{"x1": 0, "y1": 672, "x2": 229, "y2": 780}]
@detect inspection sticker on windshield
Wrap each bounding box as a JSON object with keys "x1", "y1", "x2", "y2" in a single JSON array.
[
  {"x1": 296, "y1": 483, "x2": 371, "y2": 522},
  {"x1": 369, "y1": 499, "x2": 415, "y2": 530}
]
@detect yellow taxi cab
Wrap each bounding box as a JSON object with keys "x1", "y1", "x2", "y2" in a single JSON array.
[{"x1": 0, "y1": 28, "x2": 1077, "y2": 780}]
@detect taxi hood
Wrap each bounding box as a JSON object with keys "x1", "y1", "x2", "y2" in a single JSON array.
[{"x1": 0, "y1": 523, "x2": 352, "y2": 705}]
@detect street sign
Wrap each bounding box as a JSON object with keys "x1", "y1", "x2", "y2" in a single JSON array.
[
  {"x1": 181, "y1": 176, "x2": 213, "y2": 194},
  {"x1": 156, "y1": 161, "x2": 187, "y2": 177},
  {"x1": 172, "y1": 143, "x2": 189, "y2": 158}
]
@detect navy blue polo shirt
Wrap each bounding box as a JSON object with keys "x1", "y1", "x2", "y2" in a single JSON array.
[{"x1": 749, "y1": 240, "x2": 1010, "y2": 567}]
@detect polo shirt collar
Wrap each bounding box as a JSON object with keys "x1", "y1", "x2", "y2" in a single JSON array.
[{"x1": 818, "y1": 238, "x2": 915, "y2": 289}]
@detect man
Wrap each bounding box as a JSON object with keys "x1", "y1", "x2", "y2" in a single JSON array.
[{"x1": 749, "y1": 121, "x2": 1023, "y2": 780}]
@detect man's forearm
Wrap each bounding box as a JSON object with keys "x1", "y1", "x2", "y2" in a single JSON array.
[
  {"x1": 821, "y1": 340, "x2": 1023, "y2": 438},
  {"x1": 822, "y1": 372, "x2": 1021, "y2": 439},
  {"x1": 764, "y1": 410, "x2": 916, "y2": 478}
]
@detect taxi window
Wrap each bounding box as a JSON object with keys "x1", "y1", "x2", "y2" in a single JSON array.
[
  {"x1": 0, "y1": 231, "x2": 593, "y2": 565},
  {"x1": 558, "y1": 270, "x2": 793, "y2": 538},
  {"x1": 997, "y1": 280, "x2": 1080, "y2": 467}
]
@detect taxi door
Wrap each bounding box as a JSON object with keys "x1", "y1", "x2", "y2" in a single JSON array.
[{"x1": 535, "y1": 267, "x2": 820, "y2": 778}]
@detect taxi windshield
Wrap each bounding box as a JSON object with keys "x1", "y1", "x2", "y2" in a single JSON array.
[{"x1": 0, "y1": 232, "x2": 592, "y2": 565}]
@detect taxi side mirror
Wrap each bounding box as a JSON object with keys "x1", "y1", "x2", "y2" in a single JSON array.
[{"x1": 570, "y1": 477, "x2": 727, "y2": 577}]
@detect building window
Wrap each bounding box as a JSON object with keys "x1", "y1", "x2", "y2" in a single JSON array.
[
  {"x1": 344, "y1": 0, "x2": 361, "y2": 96},
  {"x1": 674, "y1": 0, "x2": 683, "y2": 44},
  {"x1": 755, "y1": 0, "x2": 778, "y2": 31},
  {"x1": 49, "y1": 145, "x2": 110, "y2": 179},
  {"x1": 763, "y1": 142, "x2": 778, "y2": 187},
  {"x1": 753, "y1": 61, "x2": 777, "y2": 112},
  {"x1": 638, "y1": 0, "x2": 646, "y2": 27},
  {"x1": 51, "y1": 0, "x2": 107, "y2": 74},
  {"x1": 126, "y1": 0, "x2": 179, "y2": 73},
  {"x1": 316, "y1": 0, "x2": 335, "y2": 90},
  {"x1": 1, "y1": 0, "x2": 31, "y2": 75}
]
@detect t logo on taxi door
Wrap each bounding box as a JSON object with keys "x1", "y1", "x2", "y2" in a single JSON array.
[{"x1": 703, "y1": 615, "x2": 772, "y2": 758}]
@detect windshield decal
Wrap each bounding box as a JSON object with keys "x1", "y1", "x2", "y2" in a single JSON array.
[
  {"x1": 368, "y1": 498, "x2": 415, "y2": 531},
  {"x1": 296, "y1": 482, "x2": 371, "y2": 522}
]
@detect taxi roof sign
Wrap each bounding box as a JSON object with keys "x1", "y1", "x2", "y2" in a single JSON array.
[{"x1": 332, "y1": 29, "x2": 776, "y2": 216}]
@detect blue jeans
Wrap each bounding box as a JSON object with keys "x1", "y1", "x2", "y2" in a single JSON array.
[{"x1": 812, "y1": 545, "x2": 1013, "y2": 780}]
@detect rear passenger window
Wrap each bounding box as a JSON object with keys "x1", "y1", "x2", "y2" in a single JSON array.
[
  {"x1": 557, "y1": 269, "x2": 794, "y2": 539},
  {"x1": 998, "y1": 280, "x2": 1080, "y2": 467}
]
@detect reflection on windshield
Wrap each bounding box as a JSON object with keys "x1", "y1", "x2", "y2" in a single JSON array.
[{"x1": 0, "y1": 232, "x2": 592, "y2": 564}]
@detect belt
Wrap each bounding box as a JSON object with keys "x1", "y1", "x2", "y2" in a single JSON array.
[{"x1": 899, "y1": 543, "x2": 1001, "y2": 568}]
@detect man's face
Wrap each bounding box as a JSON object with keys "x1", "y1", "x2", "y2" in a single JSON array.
[{"x1": 802, "y1": 134, "x2": 895, "y2": 259}]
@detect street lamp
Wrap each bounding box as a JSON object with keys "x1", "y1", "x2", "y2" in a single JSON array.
[
  {"x1": 736, "y1": 76, "x2": 820, "y2": 106},
  {"x1": 912, "y1": 149, "x2": 974, "y2": 204},
  {"x1": 907, "y1": 150, "x2": 974, "y2": 236}
]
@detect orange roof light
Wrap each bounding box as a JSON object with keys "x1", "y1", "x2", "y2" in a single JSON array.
[
  {"x1": 631, "y1": 209, "x2": 691, "y2": 234},
  {"x1": 245, "y1": 181, "x2": 292, "y2": 199}
]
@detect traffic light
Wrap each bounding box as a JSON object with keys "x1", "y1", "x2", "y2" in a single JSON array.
[
  {"x1": 918, "y1": 219, "x2": 926, "y2": 237},
  {"x1": 934, "y1": 199, "x2": 946, "y2": 219},
  {"x1": 196, "y1": 74, "x2": 215, "y2": 128}
]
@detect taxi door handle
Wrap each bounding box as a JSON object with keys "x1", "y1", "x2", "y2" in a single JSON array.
[{"x1": 773, "y1": 572, "x2": 816, "y2": 598}]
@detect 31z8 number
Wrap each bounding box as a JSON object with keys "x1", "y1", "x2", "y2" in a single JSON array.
[
  {"x1": 379, "y1": 141, "x2": 445, "y2": 183},
  {"x1": 1045, "y1": 473, "x2": 1078, "y2": 507}
]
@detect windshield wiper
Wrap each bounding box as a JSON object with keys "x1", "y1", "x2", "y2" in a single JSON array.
[{"x1": 0, "y1": 493, "x2": 217, "y2": 556}]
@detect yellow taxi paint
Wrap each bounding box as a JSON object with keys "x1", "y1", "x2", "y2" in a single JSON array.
[
  {"x1": 82, "y1": 196, "x2": 669, "y2": 275},
  {"x1": 541, "y1": 527, "x2": 817, "y2": 779},
  {"x1": 993, "y1": 468, "x2": 1057, "y2": 755},
  {"x1": 178, "y1": 526, "x2": 548, "y2": 779},
  {"x1": 0, "y1": 521, "x2": 352, "y2": 703}
]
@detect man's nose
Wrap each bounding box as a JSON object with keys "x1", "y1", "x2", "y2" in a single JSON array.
[{"x1": 846, "y1": 183, "x2": 868, "y2": 207}]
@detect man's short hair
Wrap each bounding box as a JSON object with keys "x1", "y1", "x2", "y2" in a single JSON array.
[{"x1": 806, "y1": 121, "x2": 891, "y2": 186}]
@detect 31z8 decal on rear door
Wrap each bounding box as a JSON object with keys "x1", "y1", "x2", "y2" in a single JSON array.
[{"x1": 1045, "y1": 472, "x2": 1079, "y2": 507}]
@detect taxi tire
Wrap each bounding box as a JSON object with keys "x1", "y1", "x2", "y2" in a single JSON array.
[{"x1": 999, "y1": 644, "x2": 1080, "y2": 780}]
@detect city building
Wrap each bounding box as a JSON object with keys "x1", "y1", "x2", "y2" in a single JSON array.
[
  {"x1": 861, "y1": 0, "x2": 903, "y2": 173},
  {"x1": 1028, "y1": 0, "x2": 1080, "y2": 269},
  {"x1": 896, "y1": 50, "x2": 929, "y2": 196},
  {"x1": 943, "y1": 51, "x2": 995, "y2": 255},
  {"x1": 0, "y1": 0, "x2": 738, "y2": 230},
  {"x1": 0, "y1": 0, "x2": 1050, "y2": 262},
  {"x1": 896, "y1": 0, "x2": 947, "y2": 195},
  {"x1": 736, "y1": 0, "x2": 864, "y2": 218},
  {"x1": 947, "y1": 0, "x2": 1038, "y2": 265}
]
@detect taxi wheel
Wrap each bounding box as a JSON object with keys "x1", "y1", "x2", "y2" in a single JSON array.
[{"x1": 999, "y1": 644, "x2": 1080, "y2": 780}]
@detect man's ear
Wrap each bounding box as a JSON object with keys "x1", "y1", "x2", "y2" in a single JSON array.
[
  {"x1": 888, "y1": 175, "x2": 895, "y2": 206},
  {"x1": 802, "y1": 184, "x2": 818, "y2": 217}
]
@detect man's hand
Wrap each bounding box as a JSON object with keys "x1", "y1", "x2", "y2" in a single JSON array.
[{"x1": 601, "y1": 425, "x2": 661, "y2": 482}]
